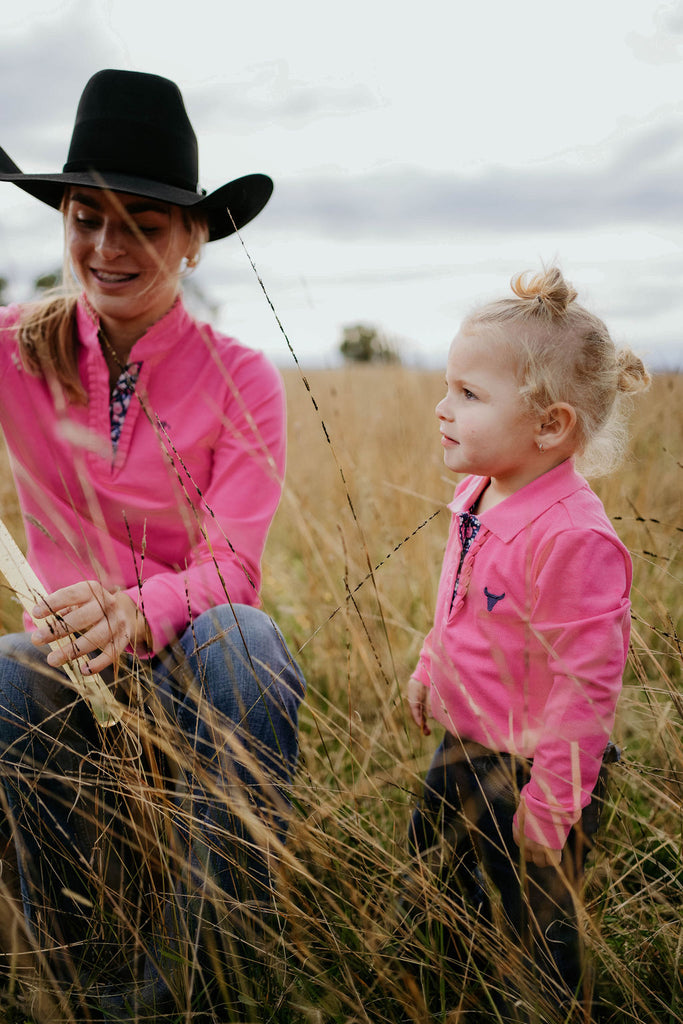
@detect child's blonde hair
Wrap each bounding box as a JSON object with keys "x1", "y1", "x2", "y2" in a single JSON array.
[{"x1": 463, "y1": 266, "x2": 651, "y2": 476}]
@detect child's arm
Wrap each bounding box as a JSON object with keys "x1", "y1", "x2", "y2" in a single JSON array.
[
  {"x1": 407, "y1": 677, "x2": 431, "y2": 736},
  {"x1": 516, "y1": 527, "x2": 631, "y2": 852}
]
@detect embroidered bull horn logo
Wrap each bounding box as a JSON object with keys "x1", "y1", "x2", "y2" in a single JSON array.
[{"x1": 484, "y1": 587, "x2": 505, "y2": 611}]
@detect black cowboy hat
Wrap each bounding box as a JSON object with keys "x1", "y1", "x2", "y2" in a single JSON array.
[{"x1": 0, "y1": 69, "x2": 273, "y2": 242}]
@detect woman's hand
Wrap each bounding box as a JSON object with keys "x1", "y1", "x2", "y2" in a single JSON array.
[
  {"x1": 407, "y1": 677, "x2": 431, "y2": 736},
  {"x1": 512, "y1": 817, "x2": 562, "y2": 869},
  {"x1": 31, "y1": 581, "x2": 150, "y2": 674}
]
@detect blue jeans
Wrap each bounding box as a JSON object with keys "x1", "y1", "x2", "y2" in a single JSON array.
[{"x1": 0, "y1": 603, "x2": 305, "y2": 996}]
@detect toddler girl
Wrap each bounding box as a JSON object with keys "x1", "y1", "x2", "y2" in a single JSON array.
[{"x1": 406, "y1": 267, "x2": 649, "y2": 1020}]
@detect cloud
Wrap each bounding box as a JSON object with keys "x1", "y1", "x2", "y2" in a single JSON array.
[
  {"x1": 266, "y1": 112, "x2": 683, "y2": 237},
  {"x1": 0, "y1": 2, "x2": 115, "y2": 167},
  {"x1": 627, "y1": 0, "x2": 683, "y2": 65},
  {"x1": 188, "y1": 62, "x2": 383, "y2": 133}
]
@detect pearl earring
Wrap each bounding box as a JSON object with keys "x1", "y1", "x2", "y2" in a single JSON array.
[{"x1": 538, "y1": 442, "x2": 545, "y2": 453}]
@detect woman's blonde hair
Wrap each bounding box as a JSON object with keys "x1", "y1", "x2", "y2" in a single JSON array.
[
  {"x1": 16, "y1": 191, "x2": 209, "y2": 404},
  {"x1": 463, "y1": 266, "x2": 651, "y2": 476}
]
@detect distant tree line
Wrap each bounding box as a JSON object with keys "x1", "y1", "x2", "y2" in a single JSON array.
[
  {"x1": 0, "y1": 270, "x2": 61, "y2": 306},
  {"x1": 338, "y1": 323, "x2": 401, "y2": 364}
]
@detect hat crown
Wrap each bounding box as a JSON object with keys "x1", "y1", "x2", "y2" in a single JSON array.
[
  {"x1": 63, "y1": 70, "x2": 200, "y2": 192},
  {"x1": 0, "y1": 68, "x2": 274, "y2": 241}
]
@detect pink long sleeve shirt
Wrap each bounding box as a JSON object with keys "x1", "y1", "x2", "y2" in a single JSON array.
[
  {"x1": 413, "y1": 460, "x2": 631, "y2": 849},
  {"x1": 0, "y1": 297, "x2": 286, "y2": 653}
]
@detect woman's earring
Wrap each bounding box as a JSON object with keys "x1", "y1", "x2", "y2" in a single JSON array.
[
  {"x1": 185, "y1": 253, "x2": 199, "y2": 269},
  {"x1": 538, "y1": 441, "x2": 545, "y2": 453}
]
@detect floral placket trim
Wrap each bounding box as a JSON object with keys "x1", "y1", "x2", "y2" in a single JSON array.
[
  {"x1": 110, "y1": 361, "x2": 142, "y2": 452},
  {"x1": 450, "y1": 507, "x2": 482, "y2": 608}
]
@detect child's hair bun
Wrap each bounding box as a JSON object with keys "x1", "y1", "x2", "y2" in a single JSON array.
[
  {"x1": 616, "y1": 347, "x2": 651, "y2": 395},
  {"x1": 511, "y1": 267, "x2": 577, "y2": 319}
]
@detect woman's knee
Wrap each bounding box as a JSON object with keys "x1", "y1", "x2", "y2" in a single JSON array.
[
  {"x1": 175, "y1": 604, "x2": 304, "y2": 764},
  {"x1": 0, "y1": 634, "x2": 45, "y2": 725},
  {"x1": 183, "y1": 604, "x2": 304, "y2": 706},
  {"x1": 0, "y1": 633, "x2": 90, "y2": 743}
]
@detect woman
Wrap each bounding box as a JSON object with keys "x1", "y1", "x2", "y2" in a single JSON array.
[{"x1": 0, "y1": 69, "x2": 305, "y2": 1020}]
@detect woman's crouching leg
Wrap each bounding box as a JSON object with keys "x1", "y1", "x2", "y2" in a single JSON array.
[
  {"x1": 151, "y1": 604, "x2": 305, "y2": 973},
  {"x1": 0, "y1": 633, "x2": 114, "y2": 1011}
]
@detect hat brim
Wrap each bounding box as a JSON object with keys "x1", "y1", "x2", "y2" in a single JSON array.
[{"x1": 0, "y1": 148, "x2": 273, "y2": 242}]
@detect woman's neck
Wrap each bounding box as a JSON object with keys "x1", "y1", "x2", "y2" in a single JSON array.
[
  {"x1": 94, "y1": 295, "x2": 179, "y2": 386},
  {"x1": 90, "y1": 293, "x2": 180, "y2": 371}
]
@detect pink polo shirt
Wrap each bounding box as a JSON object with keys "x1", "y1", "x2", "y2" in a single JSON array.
[
  {"x1": 0, "y1": 297, "x2": 286, "y2": 653},
  {"x1": 413, "y1": 461, "x2": 631, "y2": 848}
]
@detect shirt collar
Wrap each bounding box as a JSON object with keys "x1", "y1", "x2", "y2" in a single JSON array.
[
  {"x1": 448, "y1": 460, "x2": 587, "y2": 542},
  {"x1": 76, "y1": 294, "x2": 191, "y2": 360}
]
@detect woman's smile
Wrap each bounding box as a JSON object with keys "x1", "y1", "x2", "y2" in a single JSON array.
[{"x1": 90, "y1": 268, "x2": 139, "y2": 283}]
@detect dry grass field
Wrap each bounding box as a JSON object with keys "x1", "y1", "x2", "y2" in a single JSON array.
[
  {"x1": 266, "y1": 366, "x2": 683, "y2": 1024},
  {"x1": 0, "y1": 366, "x2": 681, "y2": 1023}
]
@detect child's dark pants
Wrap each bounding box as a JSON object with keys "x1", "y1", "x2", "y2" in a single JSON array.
[{"x1": 408, "y1": 731, "x2": 614, "y2": 1017}]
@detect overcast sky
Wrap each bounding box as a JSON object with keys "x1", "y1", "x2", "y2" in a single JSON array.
[{"x1": 0, "y1": 0, "x2": 682, "y2": 368}]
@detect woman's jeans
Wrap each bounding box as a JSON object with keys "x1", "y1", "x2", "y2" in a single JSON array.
[
  {"x1": 408, "y1": 731, "x2": 615, "y2": 1017},
  {"x1": 0, "y1": 603, "x2": 305, "y2": 990}
]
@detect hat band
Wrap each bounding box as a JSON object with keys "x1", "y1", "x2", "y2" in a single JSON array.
[{"x1": 63, "y1": 118, "x2": 199, "y2": 193}]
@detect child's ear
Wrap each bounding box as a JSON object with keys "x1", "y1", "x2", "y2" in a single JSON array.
[{"x1": 537, "y1": 403, "x2": 577, "y2": 450}]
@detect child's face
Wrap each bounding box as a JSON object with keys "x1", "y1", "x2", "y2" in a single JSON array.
[{"x1": 436, "y1": 328, "x2": 540, "y2": 497}]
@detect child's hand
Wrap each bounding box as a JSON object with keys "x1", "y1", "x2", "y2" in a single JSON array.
[
  {"x1": 407, "y1": 677, "x2": 431, "y2": 736},
  {"x1": 512, "y1": 819, "x2": 562, "y2": 868}
]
